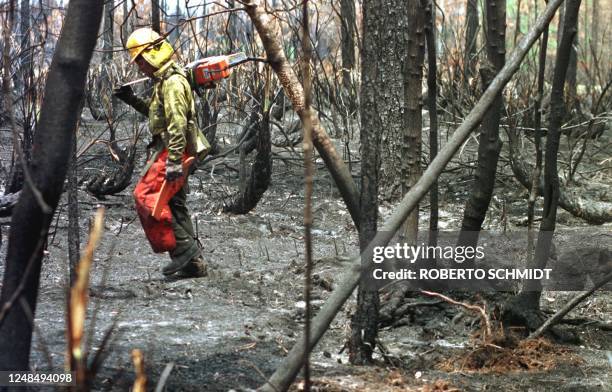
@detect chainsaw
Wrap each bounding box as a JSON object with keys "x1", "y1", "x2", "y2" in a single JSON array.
[{"x1": 119, "y1": 52, "x2": 255, "y2": 90}]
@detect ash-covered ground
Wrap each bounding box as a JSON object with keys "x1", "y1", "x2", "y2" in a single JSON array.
[{"x1": 0, "y1": 115, "x2": 610, "y2": 391}]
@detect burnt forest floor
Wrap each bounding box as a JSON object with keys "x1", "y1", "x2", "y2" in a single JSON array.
[{"x1": 0, "y1": 115, "x2": 610, "y2": 392}]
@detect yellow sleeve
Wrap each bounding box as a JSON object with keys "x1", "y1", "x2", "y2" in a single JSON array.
[{"x1": 162, "y1": 75, "x2": 191, "y2": 162}]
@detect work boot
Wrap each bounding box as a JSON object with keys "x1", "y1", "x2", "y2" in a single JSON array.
[
  {"x1": 179, "y1": 256, "x2": 208, "y2": 278},
  {"x1": 162, "y1": 257, "x2": 192, "y2": 276}
]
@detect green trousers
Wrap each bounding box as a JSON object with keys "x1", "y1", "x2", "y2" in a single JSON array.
[{"x1": 168, "y1": 184, "x2": 201, "y2": 265}]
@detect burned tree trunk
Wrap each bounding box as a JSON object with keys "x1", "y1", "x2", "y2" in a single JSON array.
[
  {"x1": 402, "y1": 1, "x2": 425, "y2": 244},
  {"x1": 352, "y1": 1, "x2": 410, "y2": 200},
  {"x1": 68, "y1": 130, "x2": 80, "y2": 285},
  {"x1": 456, "y1": 0, "x2": 506, "y2": 253},
  {"x1": 464, "y1": 0, "x2": 479, "y2": 81},
  {"x1": 103, "y1": 0, "x2": 115, "y2": 123},
  {"x1": 200, "y1": 95, "x2": 221, "y2": 155},
  {"x1": 223, "y1": 110, "x2": 272, "y2": 214},
  {"x1": 423, "y1": 0, "x2": 439, "y2": 247},
  {"x1": 5, "y1": 0, "x2": 34, "y2": 195},
  {"x1": 340, "y1": 0, "x2": 356, "y2": 99},
  {"x1": 152, "y1": 0, "x2": 161, "y2": 33},
  {"x1": 0, "y1": 0, "x2": 104, "y2": 371},
  {"x1": 347, "y1": 0, "x2": 387, "y2": 364},
  {"x1": 558, "y1": 1, "x2": 579, "y2": 111},
  {"x1": 527, "y1": 10, "x2": 549, "y2": 266},
  {"x1": 503, "y1": 0, "x2": 582, "y2": 331}
]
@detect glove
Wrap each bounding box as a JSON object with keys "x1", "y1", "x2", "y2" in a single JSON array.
[
  {"x1": 165, "y1": 159, "x2": 184, "y2": 182},
  {"x1": 113, "y1": 84, "x2": 135, "y2": 103}
]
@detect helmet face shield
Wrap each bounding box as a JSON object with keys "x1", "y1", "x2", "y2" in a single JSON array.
[
  {"x1": 140, "y1": 40, "x2": 174, "y2": 69},
  {"x1": 126, "y1": 28, "x2": 174, "y2": 69}
]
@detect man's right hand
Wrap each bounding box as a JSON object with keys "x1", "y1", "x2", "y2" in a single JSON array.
[{"x1": 113, "y1": 84, "x2": 135, "y2": 103}]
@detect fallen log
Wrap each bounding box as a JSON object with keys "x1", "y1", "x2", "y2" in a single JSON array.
[
  {"x1": 509, "y1": 146, "x2": 612, "y2": 224},
  {"x1": 259, "y1": 0, "x2": 566, "y2": 390}
]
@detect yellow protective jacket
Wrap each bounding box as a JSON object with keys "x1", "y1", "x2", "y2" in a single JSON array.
[{"x1": 127, "y1": 61, "x2": 210, "y2": 162}]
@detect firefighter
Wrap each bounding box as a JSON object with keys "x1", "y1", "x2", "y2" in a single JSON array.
[{"x1": 114, "y1": 27, "x2": 208, "y2": 278}]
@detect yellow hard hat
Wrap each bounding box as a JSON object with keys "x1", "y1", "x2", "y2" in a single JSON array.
[{"x1": 126, "y1": 27, "x2": 174, "y2": 69}]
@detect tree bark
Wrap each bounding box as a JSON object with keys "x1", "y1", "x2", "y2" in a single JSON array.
[
  {"x1": 223, "y1": 111, "x2": 272, "y2": 214},
  {"x1": 464, "y1": 0, "x2": 479, "y2": 80},
  {"x1": 226, "y1": 0, "x2": 240, "y2": 51},
  {"x1": 565, "y1": 1, "x2": 578, "y2": 111},
  {"x1": 68, "y1": 130, "x2": 80, "y2": 285},
  {"x1": 423, "y1": 0, "x2": 439, "y2": 247},
  {"x1": 508, "y1": 0, "x2": 582, "y2": 321},
  {"x1": 347, "y1": 0, "x2": 384, "y2": 364},
  {"x1": 243, "y1": 1, "x2": 360, "y2": 230},
  {"x1": 527, "y1": 9, "x2": 549, "y2": 267},
  {"x1": 590, "y1": 0, "x2": 599, "y2": 63},
  {"x1": 152, "y1": 0, "x2": 161, "y2": 33},
  {"x1": 340, "y1": 0, "x2": 356, "y2": 94},
  {"x1": 456, "y1": 0, "x2": 506, "y2": 253},
  {"x1": 259, "y1": 1, "x2": 564, "y2": 389},
  {"x1": 356, "y1": 2, "x2": 410, "y2": 200},
  {"x1": 121, "y1": 0, "x2": 129, "y2": 44},
  {"x1": 5, "y1": 0, "x2": 33, "y2": 195},
  {"x1": 103, "y1": 0, "x2": 115, "y2": 123},
  {"x1": 0, "y1": 0, "x2": 104, "y2": 371},
  {"x1": 402, "y1": 1, "x2": 425, "y2": 244}
]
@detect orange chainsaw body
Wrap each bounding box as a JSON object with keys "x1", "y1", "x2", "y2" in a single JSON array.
[
  {"x1": 191, "y1": 52, "x2": 246, "y2": 86},
  {"x1": 193, "y1": 56, "x2": 232, "y2": 85}
]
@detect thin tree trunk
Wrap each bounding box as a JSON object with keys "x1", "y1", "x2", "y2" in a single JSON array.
[
  {"x1": 423, "y1": 0, "x2": 439, "y2": 247},
  {"x1": 5, "y1": 0, "x2": 33, "y2": 195},
  {"x1": 172, "y1": 1, "x2": 180, "y2": 44},
  {"x1": 456, "y1": 0, "x2": 506, "y2": 253},
  {"x1": 152, "y1": 0, "x2": 161, "y2": 33},
  {"x1": 340, "y1": 0, "x2": 356, "y2": 100},
  {"x1": 227, "y1": 0, "x2": 239, "y2": 51},
  {"x1": 566, "y1": 2, "x2": 578, "y2": 111},
  {"x1": 464, "y1": 0, "x2": 479, "y2": 80},
  {"x1": 0, "y1": 0, "x2": 104, "y2": 371},
  {"x1": 402, "y1": 1, "x2": 425, "y2": 244},
  {"x1": 68, "y1": 130, "x2": 80, "y2": 285},
  {"x1": 347, "y1": 0, "x2": 384, "y2": 364},
  {"x1": 19, "y1": 0, "x2": 33, "y2": 163},
  {"x1": 518, "y1": 0, "x2": 582, "y2": 306},
  {"x1": 301, "y1": 2, "x2": 313, "y2": 387},
  {"x1": 590, "y1": 0, "x2": 599, "y2": 62},
  {"x1": 103, "y1": 0, "x2": 115, "y2": 125},
  {"x1": 243, "y1": 1, "x2": 361, "y2": 230},
  {"x1": 260, "y1": 1, "x2": 564, "y2": 389},
  {"x1": 121, "y1": 0, "x2": 129, "y2": 44},
  {"x1": 527, "y1": 7, "x2": 549, "y2": 267},
  {"x1": 514, "y1": 0, "x2": 522, "y2": 46}
]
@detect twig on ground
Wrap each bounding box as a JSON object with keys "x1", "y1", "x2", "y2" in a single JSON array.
[
  {"x1": 420, "y1": 290, "x2": 492, "y2": 340},
  {"x1": 154, "y1": 362, "x2": 175, "y2": 392}
]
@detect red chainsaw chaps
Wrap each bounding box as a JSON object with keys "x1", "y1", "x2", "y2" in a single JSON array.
[{"x1": 133, "y1": 150, "x2": 189, "y2": 253}]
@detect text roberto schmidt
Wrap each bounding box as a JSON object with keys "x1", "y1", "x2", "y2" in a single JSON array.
[{"x1": 370, "y1": 243, "x2": 552, "y2": 282}]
